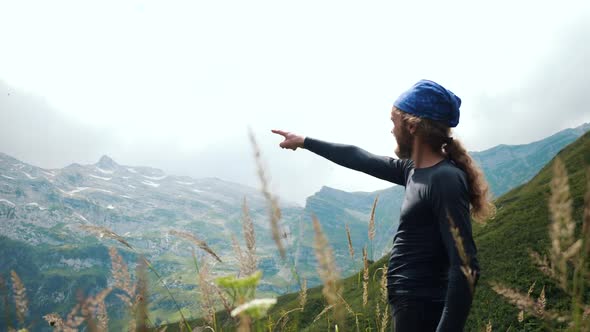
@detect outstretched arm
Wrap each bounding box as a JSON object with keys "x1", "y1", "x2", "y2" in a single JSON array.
[{"x1": 271, "y1": 129, "x2": 411, "y2": 186}]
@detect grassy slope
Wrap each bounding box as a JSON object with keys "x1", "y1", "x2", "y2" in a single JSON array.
[
  {"x1": 164, "y1": 132, "x2": 590, "y2": 331},
  {"x1": 465, "y1": 131, "x2": 590, "y2": 331}
]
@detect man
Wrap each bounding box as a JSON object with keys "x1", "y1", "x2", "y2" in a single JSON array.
[{"x1": 272, "y1": 79, "x2": 494, "y2": 331}]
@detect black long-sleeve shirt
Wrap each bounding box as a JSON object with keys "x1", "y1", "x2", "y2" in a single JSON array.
[{"x1": 304, "y1": 137, "x2": 480, "y2": 332}]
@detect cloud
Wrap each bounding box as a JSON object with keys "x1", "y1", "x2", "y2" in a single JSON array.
[
  {"x1": 0, "y1": 84, "x2": 328, "y2": 204},
  {"x1": 1, "y1": 13, "x2": 590, "y2": 205},
  {"x1": 0, "y1": 81, "x2": 116, "y2": 168},
  {"x1": 461, "y1": 18, "x2": 590, "y2": 150}
]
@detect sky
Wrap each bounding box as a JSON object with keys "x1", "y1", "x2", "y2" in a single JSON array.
[{"x1": 1, "y1": 1, "x2": 590, "y2": 205}]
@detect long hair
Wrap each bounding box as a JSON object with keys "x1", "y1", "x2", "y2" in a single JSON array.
[{"x1": 394, "y1": 108, "x2": 495, "y2": 222}]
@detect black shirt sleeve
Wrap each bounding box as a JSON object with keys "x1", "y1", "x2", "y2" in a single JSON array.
[
  {"x1": 303, "y1": 137, "x2": 412, "y2": 186},
  {"x1": 429, "y1": 169, "x2": 480, "y2": 332}
]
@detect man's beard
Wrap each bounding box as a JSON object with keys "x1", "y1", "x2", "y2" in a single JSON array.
[{"x1": 394, "y1": 127, "x2": 414, "y2": 159}]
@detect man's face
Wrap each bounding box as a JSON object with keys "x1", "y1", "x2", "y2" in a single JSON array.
[{"x1": 391, "y1": 107, "x2": 413, "y2": 159}]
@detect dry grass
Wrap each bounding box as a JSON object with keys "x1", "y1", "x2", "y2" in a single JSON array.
[
  {"x1": 312, "y1": 215, "x2": 344, "y2": 326},
  {"x1": 362, "y1": 246, "x2": 369, "y2": 308},
  {"x1": 248, "y1": 128, "x2": 284, "y2": 259},
  {"x1": 490, "y1": 282, "x2": 565, "y2": 322},
  {"x1": 43, "y1": 247, "x2": 152, "y2": 332},
  {"x1": 46, "y1": 287, "x2": 113, "y2": 332},
  {"x1": 529, "y1": 250, "x2": 556, "y2": 280},
  {"x1": 43, "y1": 312, "x2": 65, "y2": 330},
  {"x1": 368, "y1": 195, "x2": 378, "y2": 242},
  {"x1": 548, "y1": 158, "x2": 577, "y2": 291},
  {"x1": 583, "y1": 170, "x2": 590, "y2": 258},
  {"x1": 169, "y1": 230, "x2": 222, "y2": 263},
  {"x1": 241, "y1": 198, "x2": 257, "y2": 277},
  {"x1": 492, "y1": 158, "x2": 590, "y2": 331},
  {"x1": 345, "y1": 223, "x2": 354, "y2": 259},
  {"x1": 198, "y1": 257, "x2": 216, "y2": 327},
  {"x1": 79, "y1": 224, "x2": 133, "y2": 250},
  {"x1": 80, "y1": 237, "x2": 176, "y2": 330},
  {"x1": 231, "y1": 233, "x2": 245, "y2": 275},
  {"x1": 299, "y1": 278, "x2": 307, "y2": 310},
  {"x1": 110, "y1": 248, "x2": 153, "y2": 332},
  {"x1": 535, "y1": 286, "x2": 546, "y2": 317},
  {"x1": 312, "y1": 304, "x2": 335, "y2": 324},
  {"x1": 377, "y1": 265, "x2": 389, "y2": 332},
  {"x1": 92, "y1": 288, "x2": 111, "y2": 331},
  {"x1": 10, "y1": 270, "x2": 28, "y2": 326},
  {"x1": 108, "y1": 247, "x2": 136, "y2": 308},
  {"x1": 230, "y1": 198, "x2": 259, "y2": 278},
  {"x1": 447, "y1": 214, "x2": 477, "y2": 295},
  {"x1": 133, "y1": 257, "x2": 149, "y2": 332}
]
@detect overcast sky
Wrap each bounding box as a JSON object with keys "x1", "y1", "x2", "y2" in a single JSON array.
[{"x1": 1, "y1": 1, "x2": 590, "y2": 205}]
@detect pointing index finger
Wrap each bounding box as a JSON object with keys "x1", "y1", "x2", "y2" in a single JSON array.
[{"x1": 271, "y1": 129, "x2": 288, "y2": 137}]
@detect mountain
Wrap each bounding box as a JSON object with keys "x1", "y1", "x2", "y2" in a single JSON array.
[
  {"x1": 0, "y1": 153, "x2": 309, "y2": 328},
  {"x1": 471, "y1": 122, "x2": 590, "y2": 198}
]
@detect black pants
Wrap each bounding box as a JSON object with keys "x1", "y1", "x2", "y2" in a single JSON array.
[{"x1": 390, "y1": 295, "x2": 445, "y2": 332}]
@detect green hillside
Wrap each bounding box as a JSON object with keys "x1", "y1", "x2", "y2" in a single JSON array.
[
  {"x1": 465, "y1": 130, "x2": 590, "y2": 331},
  {"x1": 166, "y1": 131, "x2": 590, "y2": 331}
]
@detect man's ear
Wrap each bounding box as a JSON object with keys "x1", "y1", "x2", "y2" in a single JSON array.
[{"x1": 407, "y1": 122, "x2": 417, "y2": 135}]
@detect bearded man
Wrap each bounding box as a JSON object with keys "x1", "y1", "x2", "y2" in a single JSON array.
[{"x1": 272, "y1": 79, "x2": 494, "y2": 332}]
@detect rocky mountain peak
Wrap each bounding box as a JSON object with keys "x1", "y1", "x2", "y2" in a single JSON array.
[{"x1": 96, "y1": 155, "x2": 118, "y2": 169}]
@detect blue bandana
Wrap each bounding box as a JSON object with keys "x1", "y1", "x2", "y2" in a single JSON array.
[{"x1": 393, "y1": 79, "x2": 461, "y2": 127}]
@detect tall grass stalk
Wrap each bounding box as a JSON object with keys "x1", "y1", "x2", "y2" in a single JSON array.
[
  {"x1": 10, "y1": 270, "x2": 28, "y2": 327},
  {"x1": 241, "y1": 198, "x2": 258, "y2": 277},
  {"x1": 368, "y1": 195, "x2": 378, "y2": 261},
  {"x1": 248, "y1": 128, "x2": 284, "y2": 259},
  {"x1": 135, "y1": 258, "x2": 149, "y2": 332},
  {"x1": 362, "y1": 246, "x2": 369, "y2": 308},
  {"x1": 80, "y1": 225, "x2": 193, "y2": 331},
  {"x1": 492, "y1": 158, "x2": 590, "y2": 331},
  {"x1": 345, "y1": 223, "x2": 354, "y2": 260},
  {"x1": 169, "y1": 230, "x2": 223, "y2": 263},
  {"x1": 312, "y1": 215, "x2": 344, "y2": 327}
]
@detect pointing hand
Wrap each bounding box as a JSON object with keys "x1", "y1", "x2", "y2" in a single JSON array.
[{"x1": 271, "y1": 129, "x2": 305, "y2": 151}]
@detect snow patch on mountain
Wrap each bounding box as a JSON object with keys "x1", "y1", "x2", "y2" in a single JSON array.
[
  {"x1": 143, "y1": 175, "x2": 167, "y2": 181},
  {"x1": 68, "y1": 187, "x2": 90, "y2": 195},
  {"x1": 25, "y1": 202, "x2": 46, "y2": 210},
  {"x1": 142, "y1": 180, "x2": 160, "y2": 188},
  {"x1": 93, "y1": 188, "x2": 113, "y2": 194},
  {"x1": 42, "y1": 171, "x2": 56, "y2": 177},
  {"x1": 22, "y1": 171, "x2": 36, "y2": 179},
  {"x1": 0, "y1": 199, "x2": 15, "y2": 206},
  {"x1": 96, "y1": 167, "x2": 114, "y2": 174},
  {"x1": 75, "y1": 213, "x2": 89, "y2": 223},
  {"x1": 89, "y1": 174, "x2": 112, "y2": 181}
]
